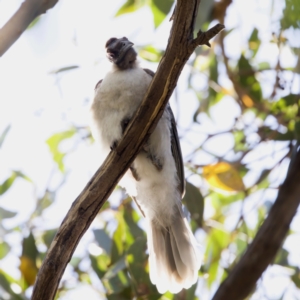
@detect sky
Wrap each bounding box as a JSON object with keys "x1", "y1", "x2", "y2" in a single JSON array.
[{"x1": 0, "y1": 0, "x2": 300, "y2": 299}]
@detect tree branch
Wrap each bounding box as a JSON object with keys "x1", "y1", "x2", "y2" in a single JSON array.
[
  {"x1": 212, "y1": 148, "x2": 300, "y2": 300},
  {"x1": 0, "y1": 0, "x2": 59, "y2": 57},
  {"x1": 31, "y1": 0, "x2": 224, "y2": 299}
]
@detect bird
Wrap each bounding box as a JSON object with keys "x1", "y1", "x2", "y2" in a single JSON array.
[{"x1": 89, "y1": 37, "x2": 201, "y2": 294}]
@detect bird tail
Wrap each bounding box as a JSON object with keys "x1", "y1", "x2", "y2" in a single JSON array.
[{"x1": 147, "y1": 206, "x2": 201, "y2": 294}]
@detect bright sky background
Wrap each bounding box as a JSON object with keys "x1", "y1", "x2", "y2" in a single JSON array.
[{"x1": 0, "y1": 0, "x2": 300, "y2": 299}]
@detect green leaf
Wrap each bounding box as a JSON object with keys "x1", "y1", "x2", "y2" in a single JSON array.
[
  {"x1": 139, "y1": 45, "x2": 163, "y2": 62},
  {"x1": 182, "y1": 182, "x2": 204, "y2": 227},
  {"x1": 46, "y1": 129, "x2": 76, "y2": 172},
  {"x1": 103, "y1": 257, "x2": 130, "y2": 294},
  {"x1": 0, "y1": 125, "x2": 10, "y2": 148},
  {"x1": 111, "y1": 213, "x2": 126, "y2": 263},
  {"x1": 94, "y1": 229, "x2": 112, "y2": 254},
  {"x1": 115, "y1": 0, "x2": 145, "y2": 16},
  {"x1": 0, "y1": 269, "x2": 23, "y2": 300},
  {"x1": 150, "y1": 3, "x2": 166, "y2": 28},
  {"x1": 27, "y1": 16, "x2": 40, "y2": 30},
  {"x1": 126, "y1": 237, "x2": 157, "y2": 295},
  {"x1": 0, "y1": 173, "x2": 17, "y2": 195},
  {"x1": 291, "y1": 267, "x2": 300, "y2": 288},
  {"x1": 43, "y1": 229, "x2": 57, "y2": 248},
  {"x1": 22, "y1": 232, "x2": 39, "y2": 262},
  {"x1": 90, "y1": 253, "x2": 110, "y2": 279},
  {"x1": 104, "y1": 257, "x2": 127, "y2": 280},
  {"x1": 0, "y1": 241, "x2": 10, "y2": 259},
  {"x1": 237, "y1": 54, "x2": 262, "y2": 103},
  {"x1": 152, "y1": 0, "x2": 174, "y2": 15},
  {"x1": 194, "y1": 0, "x2": 214, "y2": 30},
  {"x1": 0, "y1": 171, "x2": 30, "y2": 196},
  {"x1": 274, "y1": 248, "x2": 289, "y2": 267},
  {"x1": 0, "y1": 207, "x2": 17, "y2": 219},
  {"x1": 210, "y1": 191, "x2": 244, "y2": 207},
  {"x1": 281, "y1": 0, "x2": 300, "y2": 29},
  {"x1": 248, "y1": 28, "x2": 261, "y2": 57}
]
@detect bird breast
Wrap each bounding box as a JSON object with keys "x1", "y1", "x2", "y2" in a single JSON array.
[{"x1": 90, "y1": 67, "x2": 152, "y2": 152}]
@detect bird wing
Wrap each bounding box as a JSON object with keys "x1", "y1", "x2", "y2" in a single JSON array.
[{"x1": 143, "y1": 69, "x2": 185, "y2": 196}]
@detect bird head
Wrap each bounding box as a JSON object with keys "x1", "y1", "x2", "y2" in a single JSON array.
[{"x1": 105, "y1": 37, "x2": 137, "y2": 70}]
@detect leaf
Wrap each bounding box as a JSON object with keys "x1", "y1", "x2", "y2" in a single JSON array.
[
  {"x1": 126, "y1": 237, "x2": 157, "y2": 295},
  {"x1": 0, "y1": 173, "x2": 17, "y2": 195},
  {"x1": 94, "y1": 229, "x2": 112, "y2": 254},
  {"x1": 111, "y1": 213, "x2": 126, "y2": 263},
  {"x1": 291, "y1": 267, "x2": 300, "y2": 288},
  {"x1": 274, "y1": 248, "x2": 289, "y2": 267},
  {"x1": 139, "y1": 45, "x2": 163, "y2": 62},
  {"x1": 27, "y1": 16, "x2": 40, "y2": 30},
  {"x1": 0, "y1": 241, "x2": 10, "y2": 259},
  {"x1": 194, "y1": 0, "x2": 214, "y2": 30},
  {"x1": 248, "y1": 28, "x2": 261, "y2": 57},
  {"x1": 0, "y1": 207, "x2": 17, "y2": 219},
  {"x1": 102, "y1": 257, "x2": 130, "y2": 294},
  {"x1": 281, "y1": 0, "x2": 300, "y2": 29},
  {"x1": 50, "y1": 65, "x2": 79, "y2": 74},
  {"x1": 115, "y1": 0, "x2": 145, "y2": 16},
  {"x1": 19, "y1": 255, "x2": 38, "y2": 286},
  {"x1": 0, "y1": 171, "x2": 30, "y2": 196},
  {"x1": 237, "y1": 54, "x2": 262, "y2": 103},
  {"x1": 46, "y1": 129, "x2": 76, "y2": 172},
  {"x1": 90, "y1": 253, "x2": 110, "y2": 279},
  {"x1": 203, "y1": 162, "x2": 245, "y2": 192},
  {"x1": 152, "y1": 0, "x2": 174, "y2": 15},
  {"x1": 43, "y1": 229, "x2": 57, "y2": 248},
  {"x1": 0, "y1": 125, "x2": 10, "y2": 148},
  {"x1": 0, "y1": 269, "x2": 23, "y2": 300},
  {"x1": 182, "y1": 182, "x2": 204, "y2": 227},
  {"x1": 22, "y1": 232, "x2": 38, "y2": 262},
  {"x1": 150, "y1": 3, "x2": 166, "y2": 28},
  {"x1": 20, "y1": 232, "x2": 39, "y2": 286}
]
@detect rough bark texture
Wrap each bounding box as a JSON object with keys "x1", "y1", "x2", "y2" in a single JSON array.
[
  {"x1": 31, "y1": 1, "x2": 224, "y2": 299},
  {"x1": 212, "y1": 148, "x2": 300, "y2": 300},
  {"x1": 0, "y1": 0, "x2": 59, "y2": 57}
]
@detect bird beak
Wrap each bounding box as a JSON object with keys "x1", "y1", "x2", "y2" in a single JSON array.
[{"x1": 107, "y1": 40, "x2": 134, "y2": 64}]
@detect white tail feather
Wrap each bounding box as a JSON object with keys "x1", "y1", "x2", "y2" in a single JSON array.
[{"x1": 147, "y1": 206, "x2": 201, "y2": 293}]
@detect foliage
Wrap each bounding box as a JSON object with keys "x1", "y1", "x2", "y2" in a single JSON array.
[{"x1": 1, "y1": 0, "x2": 300, "y2": 299}]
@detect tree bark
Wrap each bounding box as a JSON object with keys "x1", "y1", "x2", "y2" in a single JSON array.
[
  {"x1": 0, "y1": 0, "x2": 59, "y2": 57},
  {"x1": 31, "y1": 1, "x2": 224, "y2": 299}
]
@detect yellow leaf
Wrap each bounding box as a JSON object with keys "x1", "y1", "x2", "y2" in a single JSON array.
[
  {"x1": 203, "y1": 162, "x2": 245, "y2": 192},
  {"x1": 19, "y1": 255, "x2": 38, "y2": 286},
  {"x1": 242, "y1": 94, "x2": 254, "y2": 107}
]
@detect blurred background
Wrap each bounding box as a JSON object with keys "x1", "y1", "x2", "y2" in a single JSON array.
[{"x1": 0, "y1": 0, "x2": 300, "y2": 299}]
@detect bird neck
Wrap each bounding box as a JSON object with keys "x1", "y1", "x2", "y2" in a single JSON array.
[{"x1": 114, "y1": 48, "x2": 138, "y2": 70}]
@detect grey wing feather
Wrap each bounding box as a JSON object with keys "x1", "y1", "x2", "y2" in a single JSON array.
[
  {"x1": 167, "y1": 105, "x2": 185, "y2": 196},
  {"x1": 143, "y1": 68, "x2": 185, "y2": 197}
]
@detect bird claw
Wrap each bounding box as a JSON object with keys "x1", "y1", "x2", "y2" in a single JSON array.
[{"x1": 110, "y1": 140, "x2": 118, "y2": 150}]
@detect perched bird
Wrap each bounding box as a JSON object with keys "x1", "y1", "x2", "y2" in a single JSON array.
[{"x1": 90, "y1": 37, "x2": 200, "y2": 294}]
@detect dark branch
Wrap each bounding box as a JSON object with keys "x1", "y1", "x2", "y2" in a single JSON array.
[
  {"x1": 0, "y1": 0, "x2": 59, "y2": 57},
  {"x1": 212, "y1": 149, "x2": 300, "y2": 300}
]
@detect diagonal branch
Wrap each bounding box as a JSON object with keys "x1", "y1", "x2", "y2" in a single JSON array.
[
  {"x1": 212, "y1": 148, "x2": 300, "y2": 300},
  {"x1": 31, "y1": 0, "x2": 224, "y2": 299},
  {"x1": 0, "y1": 0, "x2": 59, "y2": 57}
]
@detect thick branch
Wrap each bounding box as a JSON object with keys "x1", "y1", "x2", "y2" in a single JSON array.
[
  {"x1": 31, "y1": 0, "x2": 223, "y2": 299},
  {"x1": 212, "y1": 149, "x2": 300, "y2": 300},
  {"x1": 0, "y1": 0, "x2": 59, "y2": 57}
]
